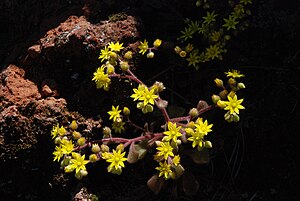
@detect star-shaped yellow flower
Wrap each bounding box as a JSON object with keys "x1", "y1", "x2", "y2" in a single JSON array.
[
  {"x1": 163, "y1": 122, "x2": 182, "y2": 142},
  {"x1": 107, "y1": 105, "x2": 122, "y2": 122},
  {"x1": 69, "y1": 153, "x2": 89, "y2": 173},
  {"x1": 225, "y1": 69, "x2": 245, "y2": 78},
  {"x1": 224, "y1": 95, "x2": 245, "y2": 114},
  {"x1": 156, "y1": 141, "x2": 174, "y2": 160},
  {"x1": 108, "y1": 42, "x2": 124, "y2": 52}
]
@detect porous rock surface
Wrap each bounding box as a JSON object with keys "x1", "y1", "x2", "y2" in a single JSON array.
[{"x1": 0, "y1": 14, "x2": 141, "y2": 160}]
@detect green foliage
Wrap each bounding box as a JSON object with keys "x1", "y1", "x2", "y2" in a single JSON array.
[{"x1": 175, "y1": 0, "x2": 253, "y2": 69}]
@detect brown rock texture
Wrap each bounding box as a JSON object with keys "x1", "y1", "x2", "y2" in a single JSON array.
[{"x1": 0, "y1": 15, "x2": 141, "y2": 160}]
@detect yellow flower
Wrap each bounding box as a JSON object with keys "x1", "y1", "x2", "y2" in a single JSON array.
[
  {"x1": 69, "y1": 153, "x2": 89, "y2": 173},
  {"x1": 130, "y1": 84, "x2": 146, "y2": 101},
  {"x1": 163, "y1": 122, "x2": 182, "y2": 142},
  {"x1": 187, "y1": 130, "x2": 206, "y2": 150},
  {"x1": 107, "y1": 105, "x2": 122, "y2": 122},
  {"x1": 112, "y1": 120, "x2": 125, "y2": 133},
  {"x1": 153, "y1": 39, "x2": 162, "y2": 48},
  {"x1": 194, "y1": 118, "x2": 213, "y2": 135},
  {"x1": 224, "y1": 94, "x2": 245, "y2": 114},
  {"x1": 139, "y1": 87, "x2": 158, "y2": 106},
  {"x1": 51, "y1": 124, "x2": 59, "y2": 139},
  {"x1": 138, "y1": 39, "x2": 149, "y2": 55},
  {"x1": 51, "y1": 124, "x2": 67, "y2": 139},
  {"x1": 156, "y1": 161, "x2": 173, "y2": 179},
  {"x1": 172, "y1": 155, "x2": 181, "y2": 166},
  {"x1": 92, "y1": 66, "x2": 111, "y2": 90},
  {"x1": 53, "y1": 146, "x2": 64, "y2": 162},
  {"x1": 156, "y1": 141, "x2": 174, "y2": 160},
  {"x1": 61, "y1": 140, "x2": 74, "y2": 155},
  {"x1": 99, "y1": 46, "x2": 111, "y2": 61},
  {"x1": 105, "y1": 149, "x2": 127, "y2": 174},
  {"x1": 108, "y1": 42, "x2": 124, "y2": 52},
  {"x1": 225, "y1": 69, "x2": 245, "y2": 78}
]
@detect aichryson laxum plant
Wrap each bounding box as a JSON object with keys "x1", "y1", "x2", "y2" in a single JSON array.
[{"x1": 51, "y1": 39, "x2": 246, "y2": 194}]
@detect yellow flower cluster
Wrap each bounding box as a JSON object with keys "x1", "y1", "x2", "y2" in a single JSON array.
[
  {"x1": 185, "y1": 118, "x2": 213, "y2": 151},
  {"x1": 138, "y1": 39, "x2": 162, "y2": 58},
  {"x1": 130, "y1": 84, "x2": 158, "y2": 114},
  {"x1": 154, "y1": 122, "x2": 185, "y2": 180},
  {"x1": 107, "y1": 105, "x2": 126, "y2": 134},
  {"x1": 213, "y1": 69, "x2": 246, "y2": 122},
  {"x1": 102, "y1": 149, "x2": 127, "y2": 175},
  {"x1": 92, "y1": 65, "x2": 111, "y2": 91}
]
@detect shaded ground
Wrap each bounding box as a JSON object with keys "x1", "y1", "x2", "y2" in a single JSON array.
[{"x1": 0, "y1": 0, "x2": 299, "y2": 200}]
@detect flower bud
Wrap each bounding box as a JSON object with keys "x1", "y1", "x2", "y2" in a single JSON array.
[
  {"x1": 101, "y1": 144, "x2": 110, "y2": 152},
  {"x1": 185, "y1": 43, "x2": 194, "y2": 53},
  {"x1": 116, "y1": 144, "x2": 124, "y2": 152},
  {"x1": 80, "y1": 170, "x2": 88, "y2": 177},
  {"x1": 72, "y1": 131, "x2": 81, "y2": 140},
  {"x1": 103, "y1": 85, "x2": 110, "y2": 91},
  {"x1": 211, "y1": 94, "x2": 221, "y2": 104},
  {"x1": 89, "y1": 154, "x2": 98, "y2": 162},
  {"x1": 64, "y1": 165, "x2": 74, "y2": 173},
  {"x1": 228, "y1": 78, "x2": 236, "y2": 86},
  {"x1": 232, "y1": 113, "x2": 240, "y2": 122},
  {"x1": 155, "y1": 141, "x2": 162, "y2": 147},
  {"x1": 152, "y1": 81, "x2": 165, "y2": 93},
  {"x1": 219, "y1": 89, "x2": 228, "y2": 99},
  {"x1": 189, "y1": 108, "x2": 199, "y2": 119},
  {"x1": 124, "y1": 51, "x2": 133, "y2": 60},
  {"x1": 54, "y1": 137, "x2": 61, "y2": 144},
  {"x1": 156, "y1": 99, "x2": 168, "y2": 109},
  {"x1": 102, "y1": 126, "x2": 111, "y2": 137},
  {"x1": 153, "y1": 39, "x2": 162, "y2": 48},
  {"x1": 237, "y1": 82, "x2": 246, "y2": 89},
  {"x1": 108, "y1": 58, "x2": 117, "y2": 66},
  {"x1": 109, "y1": 51, "x2": 118, "y2": 60},
  {"x1": 214, "y1": 78, "x2": 224, "y2": 88},
  {"x1": 179, "y1": 51, "x2": 187, "y2": 58},
  {"x1": 123, "y1": 107, "x2": 130, "y2": 116},
  {"x1": 77, "y1": 137, "x2": 86, "y2": 146},
  {"x1": 147, "y1": 52, "x2": 155, "y2": 58},
  {"x1": 58, "y1": 126, "x2": 66, "y2": 136},
  {"x1": 195, "y1": 0, "x2": 202, "y2": 7},
  {"x1": 92, "y1": 143, "x2": 101, "y2": 153},
  {"x1": 106, "y1": 64, "x2": 115, "y2": 75},
  {"x1": 120, "y1": 61, "x2": 129, "y2": 71},
  {"x1": 204, "y1": 141, "x2": 212, "y2": 148},
  {"x1": 228, "y1": 90, "x2": 236, "y2": 98},
  {"x1": 217, "y1": 100, "x2": 227, "y2": 109},
  {"x1": 197, "y1": 100, "x2": 208, "y2": 111},
  {"x1": 70, "y1": 120, "x2": 78, "y2": 130},
  {"x1": 142, "y1": 104, "x2": 153, "y2": 113},
  {"x1": 137, "y1": 102, "x2": 144, "y2": 109},
  {"x1": 174, "y1": 46, "x2": 182, "y2": 54},
  {"x1": 61, "y1": 156, "x2": 71, "y2": 167}
]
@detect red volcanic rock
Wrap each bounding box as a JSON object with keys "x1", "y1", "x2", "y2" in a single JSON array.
[{"x1": 0, "y1": 64, "x2": 41, "y2": 107}]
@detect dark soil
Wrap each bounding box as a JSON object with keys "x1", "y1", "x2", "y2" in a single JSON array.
[{"x1": 0, "y1": 0, "x2": 299, "y2": 201}]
